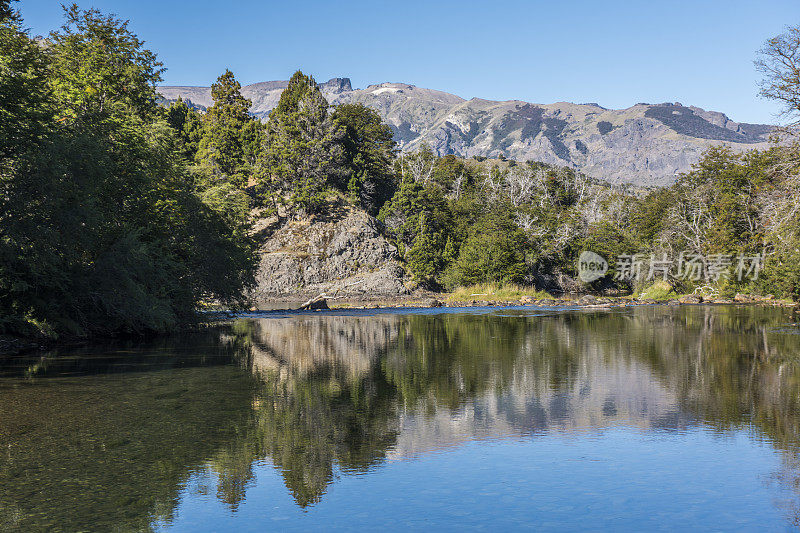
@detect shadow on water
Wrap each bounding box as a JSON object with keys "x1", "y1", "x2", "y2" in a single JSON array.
[{"x1": 2, "y1": 306, "x2": 800, "y2": 529}]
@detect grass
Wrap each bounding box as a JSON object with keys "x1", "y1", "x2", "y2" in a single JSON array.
[
  {"x1": 445, "y1": 283, "x2": 552, "y2": 303},
  {"x1": 636, "y1": 280, "x2": 678, "y2": 301}
]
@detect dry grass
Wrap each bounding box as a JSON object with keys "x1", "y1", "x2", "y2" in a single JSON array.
[{"x1": 445, "y1": 283, "x2": 552, "y2": 303}]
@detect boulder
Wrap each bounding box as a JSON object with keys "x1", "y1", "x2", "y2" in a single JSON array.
[{"x1": 679, "y1": 295, "x2": 702, "y2": 304}]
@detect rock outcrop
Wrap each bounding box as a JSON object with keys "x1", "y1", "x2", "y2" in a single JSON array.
[{"x1": 250, "y1": 204, "x2": 408, "y2": 304}]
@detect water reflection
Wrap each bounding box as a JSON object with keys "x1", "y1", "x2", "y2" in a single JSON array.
[{"x1": 2, "y1": 306, "x2": 800, "y2": 530}]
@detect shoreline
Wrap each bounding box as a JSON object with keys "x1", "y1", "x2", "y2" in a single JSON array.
[{"x1": 3, "y1": 296, "x2": 796, "y2": 357}]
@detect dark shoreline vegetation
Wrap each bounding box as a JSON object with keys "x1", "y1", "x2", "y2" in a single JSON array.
[{"x1": 4, "y1": 1, "x2": 800, "y2": 344}]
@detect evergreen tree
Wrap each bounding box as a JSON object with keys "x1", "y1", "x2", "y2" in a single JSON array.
[
  {"x1": 331, "y1": 103, "x2": 396, "y2": 215},
  {"x1": 405, "y1": 214, "x2": 443, "y2": 287},
  {"x1": 1, "y1": 6, "x2": 256, "y2": 337},
  {"x1": 196, "y1": 69, "x2": 255, "y2": 187},
  {"x1": 0, "y1": 0, "x2": 15, "y2": 23},
  {"x1": 445, "y1": 211, "x2": 528, "y2": 287},
  {"x1": 258, "y1": 70, "x2": 344, "y2": 214},
  {"x1": 166, "y1": 97, "x2": 203, "y2": 161}
]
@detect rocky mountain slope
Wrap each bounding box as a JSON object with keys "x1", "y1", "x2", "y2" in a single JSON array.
[{"x1": 159, "y1": 78, "x2": 774, "y2": 186}]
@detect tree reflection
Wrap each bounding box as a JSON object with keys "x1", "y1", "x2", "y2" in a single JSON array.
[{"x1": 3, "y1": 306, "x2": 800, "y2": 528}]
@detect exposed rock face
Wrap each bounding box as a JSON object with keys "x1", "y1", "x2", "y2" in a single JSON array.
[{"x1": 251, "y1": 205, "x2": 408, "y2": 303}]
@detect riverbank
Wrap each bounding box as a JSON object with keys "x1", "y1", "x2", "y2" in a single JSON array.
[
  {"x1": 3, "y1": 292, "x2": 795, "y2": 357},
  {"x1": 326, "y1": 292, "x2": 796, "y2": 310}
]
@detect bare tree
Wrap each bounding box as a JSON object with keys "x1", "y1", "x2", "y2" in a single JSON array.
[
  {"x1": 401, "y1": 145, "x2": 436, "y2": 185},
  {"x1": 756, "y1": 25, "x2": 800, "y2": 127},
  {"x1": 504, "y1": 166, "x2": 536, "y2": 207}
]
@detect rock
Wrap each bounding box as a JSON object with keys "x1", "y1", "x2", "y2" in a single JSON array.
[
  {"x1": 298, "y1": 295, "x2": 329, "y2": 310},
  {"x1": 668, "y1": 299, "x2": 681, "y2": 305},
  {"x1": 734, "y1": 293, "x2": 751, "y2": 303},
  {"x1": 424, "y1": 299, "x2": 443, "y2": 308},
  {"x1": 679, "y1": 295, "x2": 702, "y2": 304},
  {"x1": 576, "y1": 295, "x2": 597, "y2": 305},
  {"x1": 251, "y1": 204, "x2": 408, "y2": 304},
  {"x1": 519, "y1": 295, "x2": 534, "y2": 304}
]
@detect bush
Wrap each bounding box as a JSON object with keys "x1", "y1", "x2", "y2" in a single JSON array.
[{"x1": 444, "y1": 212, "x2": 528, "y2": 288}]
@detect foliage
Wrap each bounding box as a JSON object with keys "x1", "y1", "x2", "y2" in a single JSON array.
[
  {"x1": 444, "y1": 210, "x2": 528, "y2": 288},
  {"x1": 165, "y1": 97, "x2": 203, "y2": 161},
  {"x1": 331, "y1": 102, "x2": 396, "y2": 215},
  {"x1": 757, "y1": 25, "x2": 800, "y2": 126},
  {"x1": 0, "y1": 5, "x2": 256, "y2": 337},
  {"x1": 258, "y1": 70, "x2": 344, "y2": 214},
  {"x1": 196, "y1": 69, "x2": 259, "y2": 187}
]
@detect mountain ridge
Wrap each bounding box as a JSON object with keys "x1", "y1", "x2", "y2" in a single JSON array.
[{"x1": 158, "y1": 77, "x2": 774, "y2": 186}]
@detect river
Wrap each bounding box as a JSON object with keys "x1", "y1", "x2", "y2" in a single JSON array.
[{"x1": 2, "y1": 305, "x2": 800, "y2": 531}]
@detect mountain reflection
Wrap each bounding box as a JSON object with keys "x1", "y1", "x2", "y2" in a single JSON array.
[{"x1": 2, "y1": 306, "x2": 800, "y2": 530}]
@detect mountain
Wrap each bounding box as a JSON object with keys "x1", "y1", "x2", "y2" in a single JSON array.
[{"x1": 158, "y1": 77, "x2": 774, "y2": 186}]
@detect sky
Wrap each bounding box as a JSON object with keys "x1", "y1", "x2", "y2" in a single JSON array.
[{"x1": 17, "y1": 0, "x2": 800, "y2": 124}]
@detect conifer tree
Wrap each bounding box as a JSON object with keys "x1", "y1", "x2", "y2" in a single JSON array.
[
  {"x1": 331, "y1": 103, "x2": 396, "y2": 215},
  {"x1": 196, "y1": 69, "x2": 254, "y2": 186},
  {"x1": 258, "y1": 70, "x2": 343, "y2": 214}
]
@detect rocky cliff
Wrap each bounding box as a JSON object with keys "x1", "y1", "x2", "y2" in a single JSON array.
[
  {"x1": 159, "y1": 77, "x2": 774, "y2": 186},
  {"x1": 250, "y1": 203, "x2": 408, "y2": 303}
]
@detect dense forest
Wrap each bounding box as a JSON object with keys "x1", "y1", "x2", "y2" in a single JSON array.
[{"x1": 3, "y1": 1, "x2": 800, "y2": 339}]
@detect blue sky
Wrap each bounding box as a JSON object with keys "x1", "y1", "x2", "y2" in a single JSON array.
[{"x1": 18, "y1": 0, "x2": 800, "y2": 124}]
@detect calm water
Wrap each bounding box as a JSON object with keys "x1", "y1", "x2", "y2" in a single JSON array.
[{"x1": 3, "y1": 306, "x2": 800, "y2": 531}]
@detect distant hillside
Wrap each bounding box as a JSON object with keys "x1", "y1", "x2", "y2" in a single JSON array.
[{"x1": 159, "y1": 78, "x2": 774, "y2": 186}]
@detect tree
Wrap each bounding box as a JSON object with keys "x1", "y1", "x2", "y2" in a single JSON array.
[
  {"x1": 49, "y1": 5, "x2": 164, "y2": 123},
  {"x1": 405, "y1": 214, "x2": 444, "y2": 287},
  {"x1": 0, "y1": 1, "x2": 50, "y2": 162},
  {"x1": 0, "y1": 0, "x2": 16, "y2": 22},
  {"x1": 445, "y1": 211, "x2": 528, "y2": 288},
  {"x1": 0, "y1": 5, "x2": 256, "y2": 337},
  {"x1": 756, "y1": 25, "x2": 800, "y2": 126},
  {"x1": 258, "y1": 70, "x2": 343, "y2": 214},
  {"x1": 331, "y1": 103, "x2": 396, "y2": 215},
  {"x1": 196, "y1": 69, "x2": 255, "y2": 186},
  {"x1": 165, "y1": 97, "x2": 203, "y2": 161}
]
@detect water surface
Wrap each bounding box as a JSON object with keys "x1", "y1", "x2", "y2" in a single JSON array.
[{"x1": 2, "y1": 306, "x2": 800, "y2": 531}]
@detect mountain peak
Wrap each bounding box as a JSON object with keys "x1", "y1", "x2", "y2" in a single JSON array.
[{"x1": 157, "y1": 77, "x2": 774, "y2": 186}]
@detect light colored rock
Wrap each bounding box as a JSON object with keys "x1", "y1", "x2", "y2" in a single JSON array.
[{"x1": 251, "y1": 205, "x2": 408, "y2": 304}]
